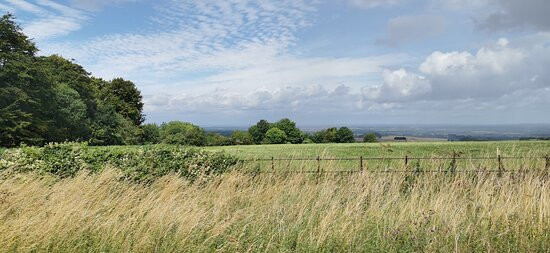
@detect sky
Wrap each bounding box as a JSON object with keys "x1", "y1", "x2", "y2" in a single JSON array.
[{"x1": 2, "y1": 0, "x2": 550, "y2": 126}]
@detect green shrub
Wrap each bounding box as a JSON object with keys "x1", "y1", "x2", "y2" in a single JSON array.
[{"x1": 0, "y1": 143, "x2": 239, "y2": 182}]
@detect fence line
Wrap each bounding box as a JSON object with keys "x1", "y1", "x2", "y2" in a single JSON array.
[{"x1": 241, "y1": 155, "x2": 550, "y2": 173}]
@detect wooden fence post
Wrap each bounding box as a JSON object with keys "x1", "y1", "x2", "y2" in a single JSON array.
[
  {"x1": 545, "y1": 155, "x2": 549, "y2": 170},
  {"x1": 405, "y1": 155, "x2": 408, "y2": 167},
  {"x1": 317, "y1": 156, "x2": 321, "y2": 173},
  {"x1": 360, "y1": 156, "x2": 364, "y2": 171},
  {"x1": 498, "y1": 155, "x2": 504, "y2": 175},
  {"x1": 271, "y1": 157, "x2": 274, "y2": 171}
]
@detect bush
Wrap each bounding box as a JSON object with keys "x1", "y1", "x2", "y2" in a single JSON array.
[
  {"x1": 0, "y1": 143, "x2": 239, "y2": 182},
  {"x1": 160, "y1": 121, "x2": 206, "y2": 146},
  {"x1": 263, "y1": 128, "x2": 287, "y2": 144}
]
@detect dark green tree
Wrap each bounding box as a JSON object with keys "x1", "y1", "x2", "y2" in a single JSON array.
[
  {"x1": 0, "y1": 14, "x2": 55, "y2": 147},
  {"x1": 141, "y1": 123, "x2": 161, "y2": 144},
  {"x1": 98, "y1": 78, "x2": 144, "y2": 126},
  {"x1": 337, "y1": 127, "x2": 355, "y2": 143},
  {"x1": 272, "y1": 118, "x2": 304, "y2": 144},
  {"x1": 312, "y1": 127, "x2": 338, "y2": 143},
  {"x1": 50, "y1": 83, "x2": 90, "y2": 141},
  {"x1": 248, "y1": 119, "x2": 271, "y2": 144}
]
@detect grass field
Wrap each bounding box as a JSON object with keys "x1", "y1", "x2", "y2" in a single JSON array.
[
  {"x1": 206, "y1": 141, "x2": 550, "y2": 172},
  {"x1": 0, "y1": 141, "x2": 549, "y2": 251},
  {"x1": 205, "y1": 141, "x2": 550, "y2": 158}
]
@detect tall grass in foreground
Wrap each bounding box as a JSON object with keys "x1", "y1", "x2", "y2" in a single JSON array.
[{"x1": 0, "y1": 167, "x2": 548, "y2": 252}]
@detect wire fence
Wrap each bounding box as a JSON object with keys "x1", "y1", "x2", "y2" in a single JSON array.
[{"x1": 241, "y1": 155, "x2": 550, "y2": 174}]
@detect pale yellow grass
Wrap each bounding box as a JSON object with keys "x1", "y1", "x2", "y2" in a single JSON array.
[{"x1": 0, "y1": 168, "x2": 549, "y2": 252}]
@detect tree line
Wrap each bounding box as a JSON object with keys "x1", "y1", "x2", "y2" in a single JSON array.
[
  {"x1": 1, "y1": 14, "x2": 379, "y2": 148},
  {"x1": 139, "y1": 118, "x2": 369, "y2": 146}
]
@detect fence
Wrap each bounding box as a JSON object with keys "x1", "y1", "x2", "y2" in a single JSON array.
[{"x1": 241, "y1": 155, "x2": 550, "y2": 173}]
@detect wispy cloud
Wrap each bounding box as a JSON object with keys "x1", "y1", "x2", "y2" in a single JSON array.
[{"x1": 4, "y1": 0, "x2": 88, "y2": 39}]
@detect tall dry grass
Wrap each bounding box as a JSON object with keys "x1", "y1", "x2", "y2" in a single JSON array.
[{"x1": 0, "y1": 167, "x2": 549, "y2": 252}]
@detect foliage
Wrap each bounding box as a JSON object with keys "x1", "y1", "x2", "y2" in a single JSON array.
[
  {"x1": 0, "y1": 14, "x2": 53, "y2": 147},
  {"x1": 248, "y1": 119, "x2": 271, "y2": 144},
  {"x1": 272, "y1": 118, "x2": 304, "y2": 144},
  {"x1": 230, "y1": 130, "x2": 254, "y2": 145},
  {"x1": 337, "y1": 127, "x2": 355, "y2": 143},
  {"x1": 0, "y1": 14, "x2": 144, "y2": 147},
  {"x1": 263, "y1": 128, "x2": 287, "y2": 144},
  {"x1": 206, "y1": 133, "x2": 233, "y2": 146},
  {"x1": 97, "y1": 78, "x2": 144, "y2": 126},
  {"x1": 141, "y1": 123, "x2": 161, "y2": 144},
  {"x1": 311, "y1": 127, "x2": 356, "y2": 143},
  {"x1": 363, "y1": 133, "x2": 379, "y2": 143},
  {"x1": 0, "y1": 143, "x2": 239, "y2": 182},
  {"x1": 160, "y1": 121, "x2": 207, "y2": 146}
]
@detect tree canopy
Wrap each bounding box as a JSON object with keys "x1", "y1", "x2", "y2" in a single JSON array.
[{"x1": 0, "y1": 14, "x2": 144, "y2": 147}]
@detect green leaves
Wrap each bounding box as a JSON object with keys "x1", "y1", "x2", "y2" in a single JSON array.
[
  {"x1": 0, "y1": 143, "x2": 239, "y2": 183},
  {"x1": 0, "y1": 14, "x2": 146, "y2": 147}
]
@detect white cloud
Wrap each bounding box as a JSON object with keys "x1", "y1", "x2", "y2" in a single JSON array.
[
  {"x1": 0, "y1": 3, "x2": 16, "y2": 12},
  {"x1": 144, "y1": 34, "x2": 550, "y2": 124},
  {"x1": 41, "y1": 0, "x2": 318, "y2": 78},
  {"x1": 6, "y1": 0, "x2": 44, "y2": 14},
  {"x1": 70, "y1": 0, "x2": 139, "y2": 11},
  {"x1": 378, "y1": 15, "x2": 446, "y2": 46},
  {"x1": 4, "y1": 0, "x2": 88, "y2": 39},
  {"x1": 350, "y1": 0, "x2": 404, "y2": 9},
  {"x1": 362, "y1": 69, "x2": 431, "y2": 102}
]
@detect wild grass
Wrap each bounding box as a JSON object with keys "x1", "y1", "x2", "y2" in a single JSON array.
[{"x1": 0, "y1": 166, "x2": 548, "y2": 252}]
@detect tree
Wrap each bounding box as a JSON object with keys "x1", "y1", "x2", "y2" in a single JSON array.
[
  {"x1": 263, "y1": 127, "x2": 287, "y2": 144},
  {"x1": 141, "y1": 123, "x2": 161, "y2": 144},
  {"x1": 90, "y1": 103, "x2": 141, "y2": 146},
  {"x1": 272, "y1": 118, "x2": 304, "y2": 144},
  {"x1": 363, "y1": 133, "x2": 378, "y2": 143},
  {"x1": 248, "y1": 119, "x2": 271, "y2": 144},
  {"x1": 0, "y1": 14, "x2": 54, "y2": 147},
  {"x1": 230, "y1": 130, "x2": 254, "y2": 145},
  {"x1": 312, "y1": 127, "x2": 338, "y2": 143},
  {"x1": 49, "y1": 83, "x2": 90, "y2": 142},
  {"x1": 337, "y1": 127, "x2": 355, "y2": 143},
  {"x1": 98, "y1": 78, "x2": 144, "y2": 126},
  {"x1": 0, "y1": 14, "x2": 37, "y2": 56},
  {"x1": 0, "y1": 14, "x2": 146, "y2": 147},
  {"x1": 160, "y1": 121, "x2": 206, "y2": 146}
]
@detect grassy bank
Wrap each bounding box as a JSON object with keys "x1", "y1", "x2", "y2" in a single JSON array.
[{"x1": 0, "y1": 169, "x2": 548, "y2": 252}]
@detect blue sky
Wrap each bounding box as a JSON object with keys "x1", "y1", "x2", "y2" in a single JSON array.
[{"x1": 2, "y1": 0, "x2": 550, "y2": 126}]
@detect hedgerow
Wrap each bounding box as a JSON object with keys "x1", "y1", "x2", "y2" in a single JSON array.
[{"x1": 0, "y1": 143, "x2": 239, "y2": 182}]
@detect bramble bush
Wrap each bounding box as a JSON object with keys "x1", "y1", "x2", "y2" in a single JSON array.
[{"x1": 0, "y1": 143, "x2": 240, "y2": 182}]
